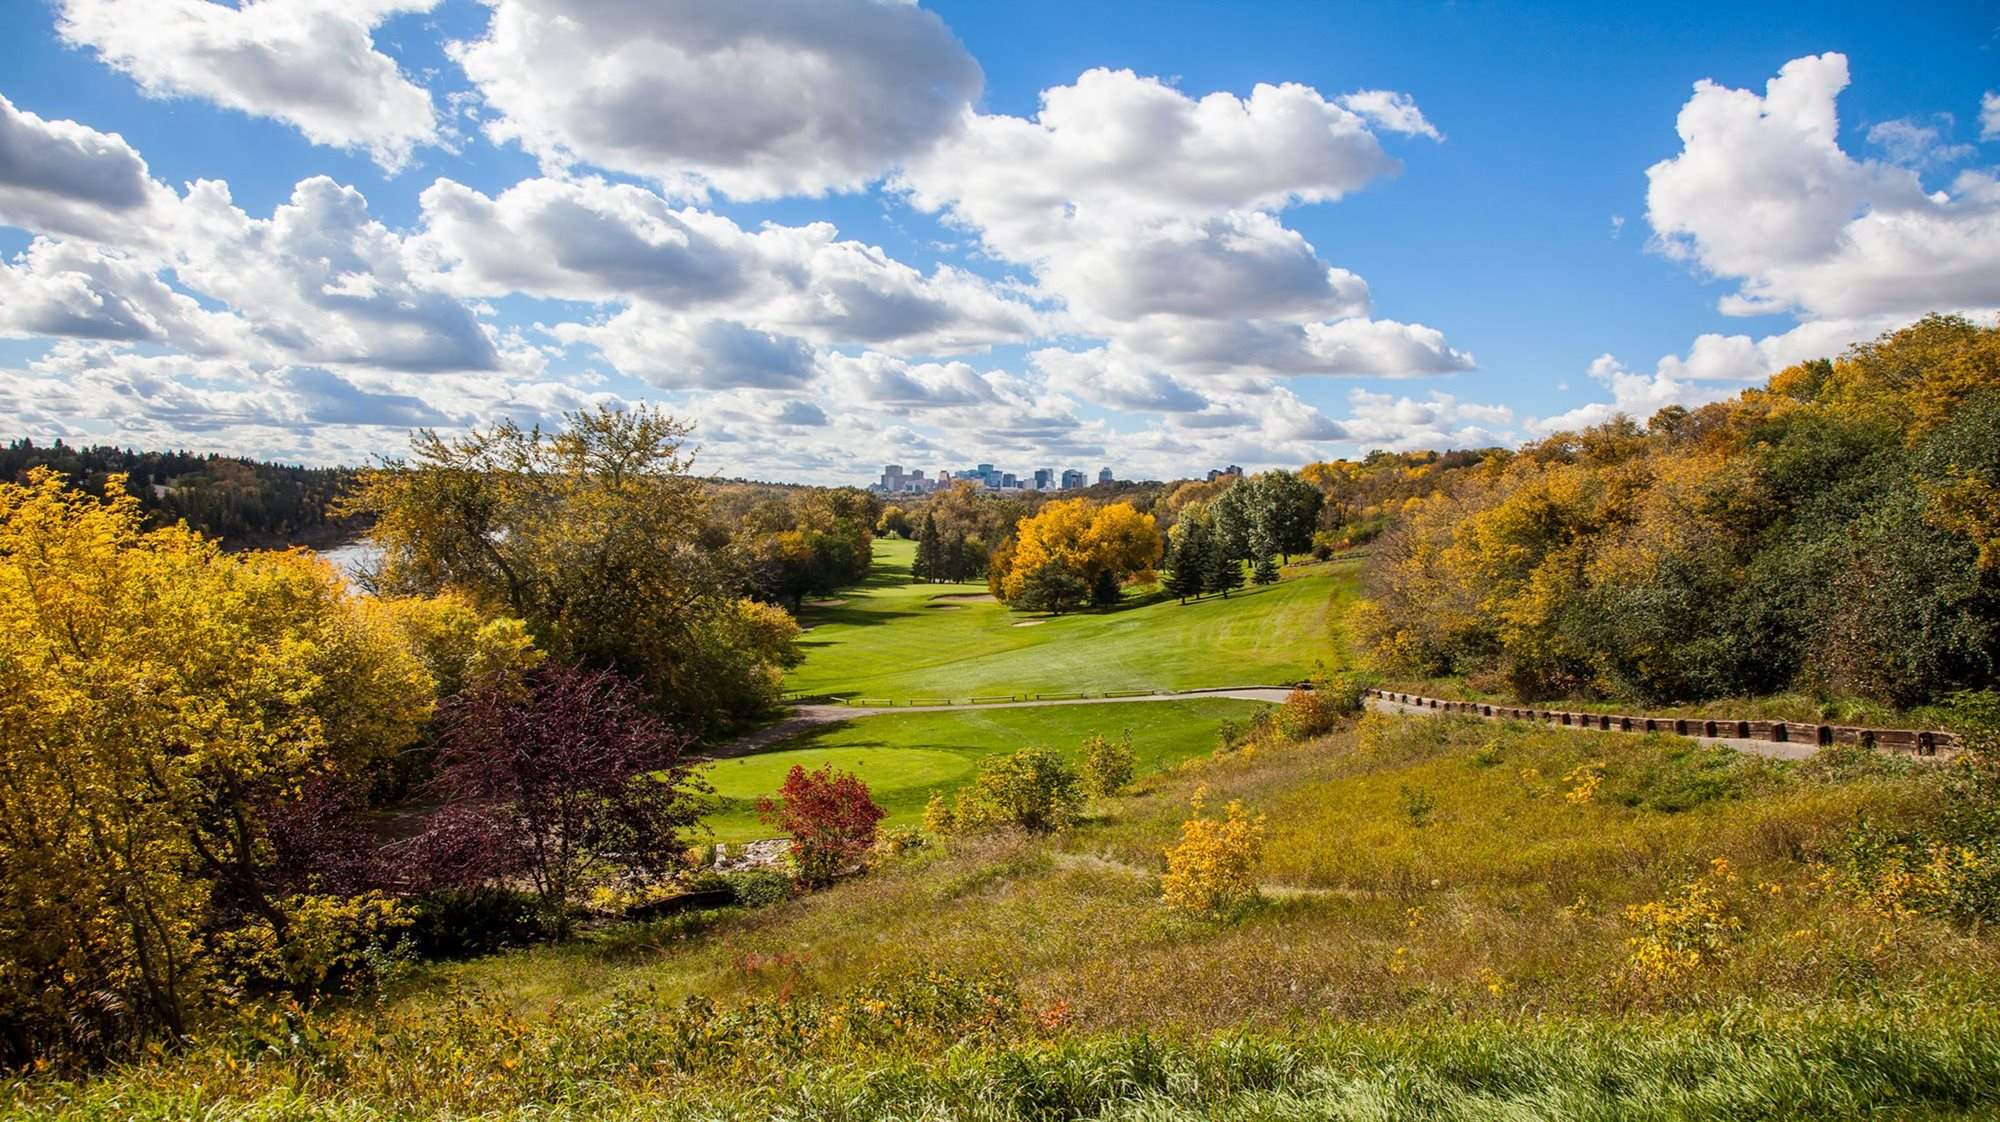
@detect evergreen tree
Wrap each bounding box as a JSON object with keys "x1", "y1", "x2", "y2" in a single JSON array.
[
  {"x1": 1204, "y1": 538, "x2": 1245, "y2": 599},
  {"x1": 1164, "y1": 518, "x2": 1209, "y2": 603},
  {"x1": 1090, "y1": 567, "x2": 1121, "y2": 608},
  {"x1": 947, "y1": 532, "x2": 969, "y2": 582},
  {"x1": 1015, "y1": 560, "x2": 1090, "y2": 614},
  {"x1": 1251, "y1": 555, "x2": 1280, "y2": 585},
  {"x1": 912, "y1": 513, "x2": 939, "y2": 582}
]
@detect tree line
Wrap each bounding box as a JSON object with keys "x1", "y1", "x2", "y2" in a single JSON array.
[
  {"x1": 0, "y1": 438, "x2": 365, "y2": 548},
  {"x1": 1359, "y1": 314, "x2": 2000, "y2": 710}
]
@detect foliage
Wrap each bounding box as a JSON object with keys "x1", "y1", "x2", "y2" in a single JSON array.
[
  {"x1": 721, "y1": 869, "x2": 796, "y2": 908},
  {"x1": 997, "y1": 499, "x2": 1161, "y2": 605},
  {"x1": 342, "y1": 405, "x2": 798, "y2": 734},
  {"x1": 0, "y1": 468, "x2": 435, "y2": 1064},
  {"x1": 1161, "y1": 788, "x2": 1266, "y2": 917},
  {"x1": 1080, "y1": 731, "x2": 1137, "y2": 797},
  {"x1": 1361, "y1": 317, "x2": 2000, "y2": 707},
  {"x1": 210, "y1": 892, "x2": 412, "y2": 997},
  {"x1": 364, "y1": 592, "x2": 542, "y2": 699},
  {"x1": 1012, "y1": 559, "x2": 1091, "y2": 614},
  {"x1": 403, "y1": 888, "x2": 545, "y2": 960},
  {"x1": 1622, "y1": 858, "x2": 1744, "y2": 987},
  {"x1": 1274, "y1": 686, "x2": 1343, "y2": 741},
  {"x1": 757, "y1": 765, "x2": 887, "y2": 888},
  {"x1": 730, "y1": 487, "x2": 878, "y2": 610},
  {"x1": 409, "y1": 664, "x2": 706, "y2": 935},
  {"x1": 946, "y1": 747, "x2": 1085, "y2": 834},
  {"x1": 0, "y1": 437, "x2": 365, "y2": 548}
]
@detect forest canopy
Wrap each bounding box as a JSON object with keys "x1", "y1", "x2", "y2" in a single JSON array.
[{"x1": 1358, "y1": 315, "x2": 2000, "y2": 708}]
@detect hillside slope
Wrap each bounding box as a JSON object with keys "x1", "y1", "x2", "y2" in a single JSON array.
[{"x1": 24, "y1": 712, "x2": 1999, "y2": 1119}]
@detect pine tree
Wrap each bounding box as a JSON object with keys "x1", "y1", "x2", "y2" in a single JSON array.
[
  {"x1": 947, "y1": 532, "x2": 968, "y2": 582},
  {"x1": 1090, "y1": 567, "x2": 1121, "y2": 608},
  {"x1": 1204, "y1": 539, "x2": 1245, "y2": 599},
  {"x1": 912, "y1": 513, "x2": 939, "y2": 582},
  {"x1": 1251, "y1": 555, "x2": 1279, "y2": 585},
  {"x1": 1165, "y1": 520, "x2": 1208, "y2": 603}
]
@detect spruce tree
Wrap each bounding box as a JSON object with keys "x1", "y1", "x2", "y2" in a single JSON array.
[
  {"x1": 1090, "y1": 567, "x2": 1121, "y2": 608},
  {"x1": 1251, "y1": 555, "x2": 1280, "y2": 585},
  {"x1": 912, "y1": 513, "x2": 938, "y2": 582},
  {"x1": 1165, "y1": 520, "x2": 1208, "y2": 603},
  {"x1": 1204, "y1": 539, "x2": 1245, "y2": 599}
]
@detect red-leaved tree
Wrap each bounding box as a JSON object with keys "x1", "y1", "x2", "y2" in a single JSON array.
[
  {"x1": 757, "y1": 765, "x2": 886, "y2": 888},
  {"x1": 409, "y1": 664, "x2": 705, "y2": 934}
]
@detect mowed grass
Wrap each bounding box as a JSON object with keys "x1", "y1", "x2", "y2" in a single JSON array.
[
  {"x1": 700, "y1": 697, "x2": 1269, "y2": 841},
  {"x1": 785, "y1": 537, "x2": 1354, "y2": 699}
]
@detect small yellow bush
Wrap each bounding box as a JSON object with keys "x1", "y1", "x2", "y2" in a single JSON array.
[
  {"x1": 1563, "y1": 761, "x2": 1605, "y2": 805},
  {"x1": 1161, "y1": 787, "x2": 1266, "y2": 917},
  {"x1": 1622, "y1": 858, "x2": 1742, "y2": 986}
]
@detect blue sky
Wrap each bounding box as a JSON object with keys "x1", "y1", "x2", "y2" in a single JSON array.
[{"x1": 0, "y1": 1, "x2": 1996, "y2": 482}]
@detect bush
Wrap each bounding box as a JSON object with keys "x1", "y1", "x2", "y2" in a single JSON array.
[
  {"x1": 1161, "y1": 788, "x2": 1266, "y2": 917},
  {"x1": 1218, "y1": 709, "x2": 1276, "y2": 752},
  {"x1": 1275, "y1": 687, "x2": 1342, "y2": 741},
  {"x1": 404, "y1": 888, "x2": 544, "y2": 959},
  {"x1": 757, "y1": 764, "x2": 886, "y2": 888},
  {"x1": 723, "y1": 868, "x2": 795, "y2": 908},
  {"x1": 1081, "y1": 731, "x2": 1137, "y2": 797},
  {"x1": 949, "y1": 747, "x2": 1085, "y2": 834},
  {"x1": 213, "y1": 892, "x2": 413, "y2": 996}
]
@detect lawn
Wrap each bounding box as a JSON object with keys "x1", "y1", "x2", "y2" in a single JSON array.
[
  {"x1": 699, "y1": 696, "x2": 1271, "y2": 841},
  {"x1": 784, "y1": 537, "x2": 1354, "y2": 699}
]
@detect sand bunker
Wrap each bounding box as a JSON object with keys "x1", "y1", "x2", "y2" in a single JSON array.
[{"x1": 1012, "y1": 619, "x2": 1048, "y2": 627}]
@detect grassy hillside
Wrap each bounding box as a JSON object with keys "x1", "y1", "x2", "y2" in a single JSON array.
[
  {"x1": 700, "y1": 697, "x2": 1271, "y2": 841},
  {"x1": 25, "y1": 712, "x2": 1999, "y2": 1119},
  {"x1": 785, "y1": 538, "x2": 1354, "y2": 699}
]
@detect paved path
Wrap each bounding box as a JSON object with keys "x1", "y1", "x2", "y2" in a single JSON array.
[
  {"x1": 1365, "y1": 696, "x2": 1823, "y2": 760},
  {"x1": 702, "y1": 687, "x2": 1296, "y2": 760}
]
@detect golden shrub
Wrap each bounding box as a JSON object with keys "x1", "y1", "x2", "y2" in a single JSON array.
[
  {"x1": 1161, "y1": 787, "x2": 1266, "y2": 917},
  {"x1": 1622, "y1": 858, "x2": 1743, "y2": 986}
]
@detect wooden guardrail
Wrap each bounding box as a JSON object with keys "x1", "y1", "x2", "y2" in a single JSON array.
[{"x1": 1364, "y1": 689, "x2": 1959, "y2": 757}]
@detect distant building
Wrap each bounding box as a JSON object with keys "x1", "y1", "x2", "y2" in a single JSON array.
[
  {"x1": 1033, "y1": 467, "x2": 1054, "y2": 490},
  {"x1": 1060, "y1": 468, "x2": 1086, "y2": 490},
  {"x1": 1098, "y1": 466, "x2": 1114, "y2": 485},
  {"x1": 880, "y1": 464, "x2": 906, "y2": 492},
  {"x1": 1001, "y1": 472, "x2": 1019, "y2": 489},
  {"x1": 1205, "y1": 464, "x2": 1244, "y2": 483}
]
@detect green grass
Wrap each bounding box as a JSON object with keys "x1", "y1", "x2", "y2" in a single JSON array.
[
  {"x1": 783, "y1": 538, "x2": 1354, "y2": 700},
  {"x1": 700, "y1": 698, "x2": 1270, "y2": 841}
]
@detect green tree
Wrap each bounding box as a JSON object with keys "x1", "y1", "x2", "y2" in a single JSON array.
[
  {"x1": 1015, "y1": 559, "x2": 1091, "y2": 614},
  {"x1": 342, "y1": 406, "x2": 797, "y2": 735}
]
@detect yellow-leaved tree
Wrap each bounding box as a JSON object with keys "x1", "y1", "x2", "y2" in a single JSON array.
[
  {"x1": 0, "y1": 468, "x2": 435, "y2": 1063},
  {"x1": 1000, "y1": 499, "x2": 1161, "y2": 609}
]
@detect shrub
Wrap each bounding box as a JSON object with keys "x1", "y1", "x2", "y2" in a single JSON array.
[
  {"x1": 757, "y1": 764, "x2": 887, "y2": 888},
  {"x1": 404, "y1": 888, "x2": 543, "y2": 960},
  {"x1": 1623, "y1": 858, "x2": 1743, "y2": 987},
  {"x1": 410, "y1": 664, "x2": 706, "y2": 936},
  {"x1": 1314, "y1": 671, "x2": 1367, "y2": 716},
  {"x1": 873, "y1": 826, "x2": 927, "y2": 861},
  {"x1": 213, "y1": 892, "x2": 413, "y2": 996},
  {"x1": 1275, "y1": 687, "x2": 1342, "y2": 741},
  {"x1": 1081, "y1": 731, "x2": 1137, "y2": 797},
  {"x1": 922, "y1": 790, "x2": 957, "y2": 836},
  {"x1": 1161, "y1": 788, "x2": 1266, "y2": 917},
  {"x1": 723, "y1": 868, "x2": 794, "y2": 908},
  {"x1": 1218, "y1": 709, "x2": 1275, "y2": 752},
  {"x1": 950, "y1": 747, "x2": 1085, "y2": 834}
]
